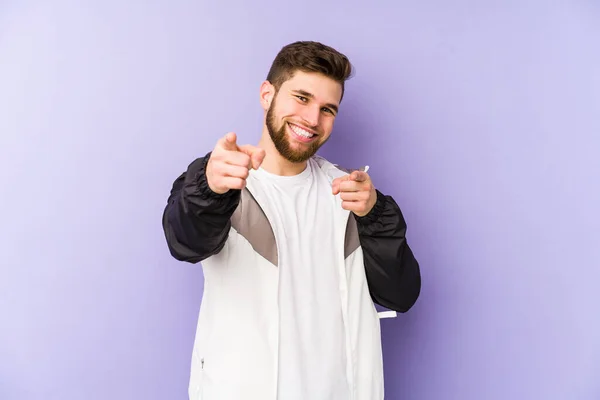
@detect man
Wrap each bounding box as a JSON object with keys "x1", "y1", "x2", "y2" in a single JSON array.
[{"x1": 162, "y1": 41, "x2": 421, "y2": 400}]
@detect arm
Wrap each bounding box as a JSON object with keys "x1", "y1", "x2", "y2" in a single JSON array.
[
  {"x1": 162, "y1": 152, "x2": 241, "y2": 263},
  {"x1": 355, "y1": 190, "x2": 421, "y2": 312}
]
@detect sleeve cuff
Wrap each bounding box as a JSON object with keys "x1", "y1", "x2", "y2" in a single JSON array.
[
  {"x1": 195, "y1": 152, "x2": 241, "y2": 201},
  {"x1": 356, "y1": 190, "x2": 387, "y2": 226}
]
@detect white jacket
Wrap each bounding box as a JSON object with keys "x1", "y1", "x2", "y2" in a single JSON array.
[{"x1": 162, "y1": 154, "x2": 421, "y2": 400}]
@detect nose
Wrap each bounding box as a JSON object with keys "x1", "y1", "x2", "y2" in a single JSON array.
[{"x1": 301, "y1": 104, "x2": 321, "y2": 128}]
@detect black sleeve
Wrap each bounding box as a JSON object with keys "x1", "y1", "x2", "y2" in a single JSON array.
[
  {"x1": 355, "y1": 190, "x2": 421, "y2": 312},
  {"x1": 162, "y1": 152, "x2": 241, "y2": 263}
]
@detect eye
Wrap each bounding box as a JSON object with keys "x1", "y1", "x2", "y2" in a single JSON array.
[
  {"x1": 295, "y1": 95, "x2": 308, "y2": 102},
  {"x1": 322, "y1": 107, "x2": 334, "y2": 115}
]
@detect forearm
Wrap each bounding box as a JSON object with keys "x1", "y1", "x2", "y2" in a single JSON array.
[
  {"x1": 162, "y1": 152, "x2": 241, "y2": 263},
  {"x1": 356, "y1": 190, "x2": 421, "y2": 312}
]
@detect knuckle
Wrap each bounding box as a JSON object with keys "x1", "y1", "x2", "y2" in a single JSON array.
[
  {"x1": 213, "y1": 163, "x2": 226, "y2": 176},
  {"x1": 212, "y1": 151, "x2": 226, "y2": 162}
]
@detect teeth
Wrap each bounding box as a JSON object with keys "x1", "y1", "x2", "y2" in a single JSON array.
[{"x1": 290, "y1": 124, "x2": 314, "y2": 138}]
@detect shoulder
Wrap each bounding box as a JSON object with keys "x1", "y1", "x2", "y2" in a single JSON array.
[{"x1": 311, "y1": 155, "x2": 368, "y2": 176}]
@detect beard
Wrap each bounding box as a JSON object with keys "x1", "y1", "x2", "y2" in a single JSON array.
[{"x1": 265, "y1": 97, "x2": 325, "y2": 163}]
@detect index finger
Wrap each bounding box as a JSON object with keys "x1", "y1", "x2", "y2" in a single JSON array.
[
  {"x1": 332, "y1": 174, "x2": 350, "y2": 186},
  {"x1": 219, "y1": 132, "x2": 241, "y2": 151}
]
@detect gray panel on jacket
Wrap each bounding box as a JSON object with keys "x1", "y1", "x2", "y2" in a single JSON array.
[
  {"x1": 231, "y1": 189, "x2": 278, "y2": 267},
  {"x1": 344, "y1": 214, "x2": 361, "y2": 259}
]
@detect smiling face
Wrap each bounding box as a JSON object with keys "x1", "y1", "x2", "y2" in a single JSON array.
[{"x1": 263, "y1": 70, "x2": 342, "y2": 163}]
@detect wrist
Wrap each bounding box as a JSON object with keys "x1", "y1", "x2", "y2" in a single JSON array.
[
  {"x1": 196, "y1": 152, "x2": 237, "y2": 200},
  {"x1": 205, "y1": 159, "x2": 228, "y2": 195},
  {"x1": 355, "y1": 190, "x2": 385, "y2": 225}
]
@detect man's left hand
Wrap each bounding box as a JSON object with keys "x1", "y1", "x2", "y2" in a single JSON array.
[{"x1": 332, "y1": 171, "x2": 377, "y2": 217}]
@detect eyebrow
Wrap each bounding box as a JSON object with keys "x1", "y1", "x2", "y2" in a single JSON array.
[{"x1": 293, "y1": 89, "x2": 339, "y2": 114}]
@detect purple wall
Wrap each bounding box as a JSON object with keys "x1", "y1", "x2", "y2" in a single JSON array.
[{"x1": 1, "y1": 1, "x2": 599, "y2": 399}]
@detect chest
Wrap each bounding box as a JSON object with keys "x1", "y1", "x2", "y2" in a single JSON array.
[{"x1": 262, "y1": 174, "x2": 337, "y2": 242}]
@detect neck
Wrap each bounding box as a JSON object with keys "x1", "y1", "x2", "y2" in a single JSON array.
[{"x1": 257, "y1": 128, "x2": 308, "y2": 176}]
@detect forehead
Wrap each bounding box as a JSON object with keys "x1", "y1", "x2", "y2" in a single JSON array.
[{"x1": 281, "y1": 71, "x2": 343, "y2": 105}]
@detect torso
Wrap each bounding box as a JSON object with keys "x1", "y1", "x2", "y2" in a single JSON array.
[{"x1": 250, "y1": 158, "x2": 350, "y2": 400}]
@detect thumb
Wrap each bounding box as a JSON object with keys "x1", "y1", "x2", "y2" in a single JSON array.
[
  {"x1": 349, "y1": 171, "x2": 369, "y2": 182},
  {"x1": 239, "y1": 145, "x2": 266, "y2": 170}
]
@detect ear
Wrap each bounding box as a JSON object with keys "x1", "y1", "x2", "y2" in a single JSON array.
[{"x1": 260, "y1": 80, "x2": 275, "y2": 111}]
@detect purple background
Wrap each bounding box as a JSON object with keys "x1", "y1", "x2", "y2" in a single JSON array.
[{"x1": 1, "y1": 1, "x2": 599, "y2": 399}]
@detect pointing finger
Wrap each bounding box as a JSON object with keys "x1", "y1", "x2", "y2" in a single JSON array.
[
  {"x1": 220, "y1": 132, "x2": 240, "y2": 151},
  {"x1": 332, "y1": 175, "x2": 351, "y2": 195}
]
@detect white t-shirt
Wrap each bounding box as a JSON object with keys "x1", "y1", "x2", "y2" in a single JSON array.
[{"x1": 252, "y1": 158, "x2": 349, "y2": 400}]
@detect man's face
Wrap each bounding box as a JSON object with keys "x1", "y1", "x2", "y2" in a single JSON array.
[{"x1": 265, "y1": 71, "x2": 342, "y2": 163}]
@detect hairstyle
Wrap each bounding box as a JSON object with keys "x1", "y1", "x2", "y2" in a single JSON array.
[{"x1": 266, "y1": 41, "x2": 354, "y2": 100}]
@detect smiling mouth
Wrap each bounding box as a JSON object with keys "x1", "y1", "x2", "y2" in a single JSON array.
[{"x1": 288, "y1": 123, "x2": 317, "y2": 140}]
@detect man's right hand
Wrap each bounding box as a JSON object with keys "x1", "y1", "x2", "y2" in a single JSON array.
[{"x1": 206, "y1": 132, "x2": 266, "y2": 194}]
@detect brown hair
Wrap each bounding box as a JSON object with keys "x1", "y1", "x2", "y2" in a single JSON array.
[{"x1": 266, "y1": 41, "x2": 354, "y2": 100}]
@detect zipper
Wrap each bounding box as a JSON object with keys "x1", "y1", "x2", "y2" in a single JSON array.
[
  {"x1": 243, "y1": 184, "x2": 281, "y2": 400},
  {"x1": 329, "y1": 171, "x2": 356, "y2": 400},
  {"x1": 201, "y1": 357, "x2": 205, "y2": 399}
]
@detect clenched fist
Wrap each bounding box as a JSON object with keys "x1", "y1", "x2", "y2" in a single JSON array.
[
  {"x1": 206, "y1": 132, "x2": 266, "y2": 194},
  {"x1": 331, "y1": 170, "x2": 377, "y2": 217}
]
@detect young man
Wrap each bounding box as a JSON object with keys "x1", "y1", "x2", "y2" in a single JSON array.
[{"x1": 162, "y1": 41, "x2": 421, "y2": 400}]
